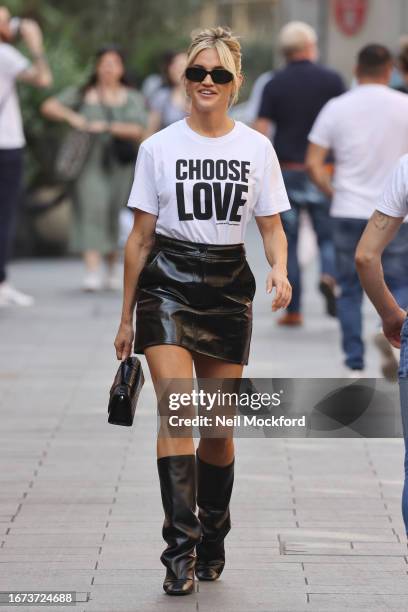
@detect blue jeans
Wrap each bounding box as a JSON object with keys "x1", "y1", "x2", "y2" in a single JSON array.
[
  {"x1": 280, "y1": 170, "x2": 335, "y2": 313},
  {"x1": 333, "y1": 218, "x2": 408, "y2": 370},
  {"x1": 397, "y1": 317, "x2": 408, "y2": 535}
]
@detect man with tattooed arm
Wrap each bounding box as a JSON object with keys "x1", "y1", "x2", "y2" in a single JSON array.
[{"x1": 356, "y1": 159, "x2": 408, "y2": 536}]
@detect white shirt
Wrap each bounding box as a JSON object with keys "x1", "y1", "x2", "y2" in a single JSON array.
[
  {"x1": 377, "y1": 154, "x2": 408, "y2": 218},
  {"x1": 127, "y1": 118, "x2": 290, "y2": 244},
  {"x1": 308, "y1": 84, "x2": 408, "y2": 219},
  {"x1": 0, "y1": 43, "x2": 29, "y2": 149}
]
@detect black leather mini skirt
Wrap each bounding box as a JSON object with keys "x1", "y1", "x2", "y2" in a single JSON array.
[{"x1": 134, "y1": 232, "x2": 256, "y2": 364}]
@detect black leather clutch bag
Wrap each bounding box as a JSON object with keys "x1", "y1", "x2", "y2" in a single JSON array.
[{"x1": 108, "y1": 356, "x2": 144, "y2": 426}]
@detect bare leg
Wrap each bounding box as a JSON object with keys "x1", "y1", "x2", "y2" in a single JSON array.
[
  {"x1": 83, "y1": 249, "x2": 101, "y2": 272},
  {"x1": 193, "y1": 352, "x2": 243, "y2": 466},
  {"x1": 144, "y1": 345, "x2": 195, "y2": 458},
  {"x1": 105, "y1": 251, "x2": 119, "y2": 273}
]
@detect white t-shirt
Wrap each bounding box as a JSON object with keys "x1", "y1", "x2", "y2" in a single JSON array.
[
  {"x1": 127, "y1": 118, "x2": 290, "y2": 244},
  {"x1": 377, "y1": 154, "x2": 408, "y2": 218},
  {"x1": 308, "y1": 84, "x2": 408, "y2": 219},
  {"x1": 0, "y1": 43, "x2": 29, "y2": 149}
]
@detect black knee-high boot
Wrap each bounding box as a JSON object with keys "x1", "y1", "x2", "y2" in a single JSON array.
[
  {"x1": 195, "y1": 450, "x2": 235, "y2": 581},
  {"x1": 157, "y1": 454, "x2": 202, "y2": 595}
]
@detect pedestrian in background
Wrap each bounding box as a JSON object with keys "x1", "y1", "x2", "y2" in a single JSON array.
[
  {"x1": 145, "y1": 50, "x2": 190, "y2": 135},
  {"x1": 0, "y1": 6, "x2": 52, "y2": 307},
  {"x1": 255, "y1": 21, "x2": 345, "y2": 326},
  {"x1": 307, "y1": 44, "x2": 408, "y2": 378},
  {"x1": 41, "y1": 45, "x2": 147, "y2": 291}
]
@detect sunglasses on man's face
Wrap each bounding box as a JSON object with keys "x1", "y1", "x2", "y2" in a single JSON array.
[{"x1": 185, "y1": 66, "x2": 234, "y2": 84}]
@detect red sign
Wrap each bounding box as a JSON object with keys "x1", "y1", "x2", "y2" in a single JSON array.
[{"x1": 334, "y1": 0, "x2": 368, "y2": 36}]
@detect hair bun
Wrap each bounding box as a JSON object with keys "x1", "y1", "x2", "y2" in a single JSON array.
[
  {"x1": 190, "y1": 25, "x2": 238, "y2": 44},
  {"x1": 213, "y1": 26, "x2": 233, "y2": 40}
]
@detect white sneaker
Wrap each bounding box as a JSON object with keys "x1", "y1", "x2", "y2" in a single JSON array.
[
  {"x1": 82, "y1": 272, "x2": 103, "y2": 292},
  {"x1": 0, "y1": 282, "x2": 34, "y2": 307},
  {"x1": 374, "y1": 332, "x2": 399, "y2": 382}
]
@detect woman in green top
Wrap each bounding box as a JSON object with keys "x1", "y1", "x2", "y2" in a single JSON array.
[{"x1": 41, "y1": 45, "x2": 147, "y2": 291}]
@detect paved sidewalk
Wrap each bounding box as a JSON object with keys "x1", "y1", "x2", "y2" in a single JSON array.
[{"x1": 0, "y1": 221, "x2": 407, "y2": 612}]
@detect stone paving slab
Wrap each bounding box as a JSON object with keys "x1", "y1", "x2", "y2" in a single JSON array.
[
  {"x1": 307, "y1": 583, "x2": 408, "y2": 594},
  {"x1": 308, "y1": 593, "x2": 408, "y2": 610},
  {"x1": 3, "y1": 536, "x2": 103, "y2": 547},
  {"x1": 277, "y1": 527, "x2": 400, "y2": 540},
  {"x1": 82, "y1": 582, "x2": 309, "y2": 612},
  {"x1": 0, "y1": 570, "x2": 93, "y2": 590},
  {"x1": 0, "y1": 560, "x2": 98, "y2": 569}
]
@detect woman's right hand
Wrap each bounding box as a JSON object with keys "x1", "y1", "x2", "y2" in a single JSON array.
[
  {"x1": 383, "y1": 307, "x2": 407, "y2": 349},
  {"x1": 114, "y1": 321, "x2": 134, "y2": 360}
]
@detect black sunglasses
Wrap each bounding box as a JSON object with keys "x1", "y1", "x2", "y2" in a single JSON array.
[{"x1": 185, "y1": 66, "x2": 234, "y2": 84}]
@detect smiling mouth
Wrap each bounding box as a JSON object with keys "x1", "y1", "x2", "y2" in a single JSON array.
[{"x1": 198, "y1": 90, "x2": 217, "y2": 97}]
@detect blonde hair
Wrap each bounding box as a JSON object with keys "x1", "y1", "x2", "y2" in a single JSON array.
[
  {"x1": 185, "y1": 26, "x2": 242, "y2": 106},
  {"x1": 279, "y1": 21, "x2": 317, "y2": 59}
]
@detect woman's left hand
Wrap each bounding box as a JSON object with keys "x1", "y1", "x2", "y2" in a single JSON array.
[{"x1": 266, "y1": 266, "x2": 292, "y2": 311}]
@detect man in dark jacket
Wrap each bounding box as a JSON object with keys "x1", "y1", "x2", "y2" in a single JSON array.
[{"x1": 255, "y1": 21, "x2": 345, "y2": 326}]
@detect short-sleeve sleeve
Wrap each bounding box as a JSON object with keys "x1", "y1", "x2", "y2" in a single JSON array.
[
  {"x1": 377, "y1": 157, "x2": 408, "y2": 218},
  {"x1": 0, "y1": 44, "x2": 29, "y2": 80},
  {"x1": 308, "y1": 99, "x2": 337, "y2": 149},
  {"x1": 257, "y1": 79, "x2": 276, "y2": 121},
  {"x1": 54, "y1": 86, "x2": 82, "y2": 109},
  {"x1": 253, "y1": 141, "x2": 291, "y2": 216},
  {"x1": 127, "y1": 144, "x2": 159, "y2": 215},
  {"x1": 122, "y1": 89, "x2": 148, "y2": 127}
]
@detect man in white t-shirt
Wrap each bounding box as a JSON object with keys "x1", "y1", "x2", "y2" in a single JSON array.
[
  {"x1": 355, "y1": 155, "x2": 408, "y2": 534},
  {"x1": 306, "y1": 44, "x2": 408, "y2": 376},
  {"x1": 0, "y1": 6, "x2": 52, "y2": 307}
]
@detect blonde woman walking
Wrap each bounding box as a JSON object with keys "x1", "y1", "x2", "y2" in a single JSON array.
[{"x1": 114, "y1": 27, "x2": 291, "y2": 596}]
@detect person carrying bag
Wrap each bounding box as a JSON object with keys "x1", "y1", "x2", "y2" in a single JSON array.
[{"x1": 41, "y1": 45, "x2": 147, "y2": 292}]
